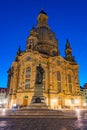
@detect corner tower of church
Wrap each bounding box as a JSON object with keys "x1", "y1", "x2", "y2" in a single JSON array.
[{"x1": 7, "y1": 10, "x2": 81, "y2": 109}]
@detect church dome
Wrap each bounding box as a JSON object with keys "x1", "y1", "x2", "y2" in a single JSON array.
[{"x1": 26, "y1": 10, "x2": 60, "y2": 56}]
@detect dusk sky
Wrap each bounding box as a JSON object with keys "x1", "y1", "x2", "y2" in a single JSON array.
[{"x1": 0, "y1": 0, "x2": 87, "y2": 88}]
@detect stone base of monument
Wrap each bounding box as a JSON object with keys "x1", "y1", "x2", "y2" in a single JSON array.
[
  {"x1": 10, "y1": 109, "x2": 62, "y2": 117},
  {"x1": 8, "y1": 96, "x2": 77, "y2": 119},
  {"x1": 29, "y1": 95, "x2": 48, "y2": 109},
  {"x1": 8, "y1": 108, "x2": 77, "y2": 119},
  {"x1": 29, "y1": 102, "x2": 48, "y2": 109},
  {"x1": 28, "y1": 83, "x2": 49, "y2": 109}
]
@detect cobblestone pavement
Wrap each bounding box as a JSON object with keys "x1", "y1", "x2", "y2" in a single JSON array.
[
  {"x1": 0, "y1": 109, "x2": 87, "y2": 130},
  {"x1": 0, "y1": 118, "x2": 84, "y2": 130}
]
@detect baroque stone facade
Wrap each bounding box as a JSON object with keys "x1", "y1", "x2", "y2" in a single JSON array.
[{"x1": 7, "y1": 10, "x2": 81, "y2": 109}]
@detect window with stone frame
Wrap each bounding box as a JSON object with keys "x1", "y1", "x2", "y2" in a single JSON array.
[
  {"x1": 57, "y1": 71, "x2": 61, "y2": 81},
  {"x1": 67, "y1": 74, "x2": 72, "y2": 93},
  {"x1": 26, "y1": 67, "x2": 31, "y2": 78},
  {"x1": 57, "y1": 71, "x2": 61, "y2": 92},
  {"x1": 25, "y1": 79, "x2": 30, "y2": 89},
  {"x1": 25, "y1": 67, "x2": 31, "y2": 89},
  {"x1": 58, "y1": 82, "x2": 61, "y2": 93},
  {"x1": 69, "y1": 84, "x2": 72, "y2": 93},
  {"x1": 68, "y1": 74, "x2": 72, "y2": 83}
]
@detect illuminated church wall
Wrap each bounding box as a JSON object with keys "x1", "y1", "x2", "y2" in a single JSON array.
[{"x1": 7, "y1": 10, "x2": 81, "y2": 109}]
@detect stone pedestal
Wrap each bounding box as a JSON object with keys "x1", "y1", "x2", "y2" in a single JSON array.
[{"x1": 29, "y1": 84, "x2": 48, "y2": 109}]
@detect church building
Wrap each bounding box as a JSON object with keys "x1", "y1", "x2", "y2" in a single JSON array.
[{"x1": 7, "y1": 10, "x2": 81, "y2": 109}]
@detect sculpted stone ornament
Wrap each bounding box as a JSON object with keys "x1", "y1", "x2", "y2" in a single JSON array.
[{"x1": 35, "y1": 64, "x2": 45, "y2": 84}]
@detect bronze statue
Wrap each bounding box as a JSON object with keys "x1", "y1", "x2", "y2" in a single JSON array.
[{"x1": 36, "y1": 64, "x2": 45, "y2": 84}]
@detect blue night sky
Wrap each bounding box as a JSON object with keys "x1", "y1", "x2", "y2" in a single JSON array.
[{"x1": 0, "y1": 0, "x2": 87, "y2": 88}]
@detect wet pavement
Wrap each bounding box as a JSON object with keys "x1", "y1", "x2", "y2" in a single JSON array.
[
  {"x1": 0, "y1": 118, "x2": 78, "y2": 130},
  {"x1": 0, "y1": 109, "x2": 87, "y2": 130}
]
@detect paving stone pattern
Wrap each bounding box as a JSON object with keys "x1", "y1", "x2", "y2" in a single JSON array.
[{"x1": 0, "y1": 118, "x2": 82, "y2": 130}]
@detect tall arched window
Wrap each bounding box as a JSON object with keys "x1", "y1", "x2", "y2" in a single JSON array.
[
  {"x1": 69, "y1": 84, "x2": 72, "y2": 93},
  {"x1": 68, "y1": 74, "x2": 72, "y2": 93},
  {"x1": 57, "y1": 71, "x2": 61, "y2": 93},
  {"x1": 58, "y1": 82, "x2": 61, "y2": 92},
  {"x1": 57, "y1": 71, "x2": 61, "y2": 81},
  {"x1": 26, "y1": 67, "x2": 31, "y2": 78},
  {"x1": 25, "y1": 67, "x2": 31, "y2": 89},
  {"x1": 68, "y1": 74, "x2": 71, "y2": 83}
]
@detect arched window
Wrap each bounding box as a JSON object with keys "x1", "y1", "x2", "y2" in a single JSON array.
[
  {"x1": 25, "y1": 67, "x2": 31, "y2": 89},
  {"x1": 69, "y1": 84, "x2": 72, "y2": 93},
  {"x1": 68, "y1": 74, "x2": 71, "y2": 83},
  {"x1": 68, "y1": 74, "x2": 72, "y2": 93},
  {"x1": 25, "y1": 79, "x2": 30, "y2": 89},
  {"x1": 57, "y1": 71, "x2": 61, "y2": 93},
  {"x1": 57, "y1": 71, "x2": 61, "y2": 81},
  {"x1": 26, "y1": 67, "x2": 31, "y2": 78},
  {"x1": 58, "y1": 82, "x2": 61, "y2": 92}
]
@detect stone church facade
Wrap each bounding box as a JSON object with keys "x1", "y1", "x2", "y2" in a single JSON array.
[{"x1": 7, "y1": 10, "x2": 81, "y2": 109}]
